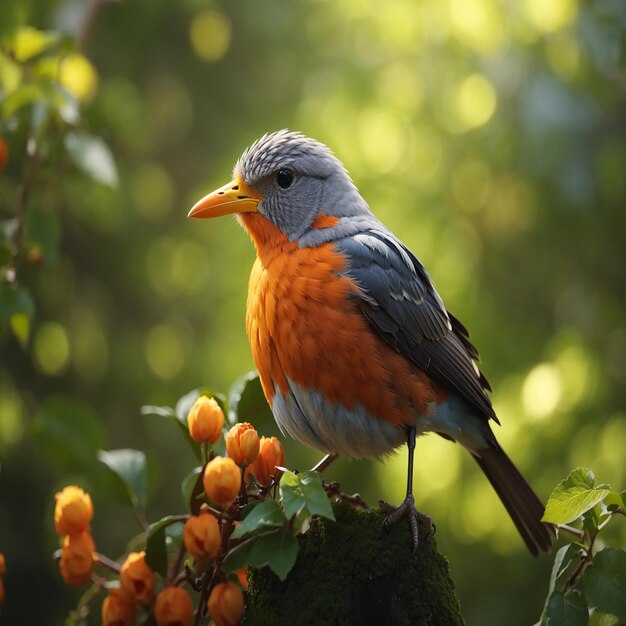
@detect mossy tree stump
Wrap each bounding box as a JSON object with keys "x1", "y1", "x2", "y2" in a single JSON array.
[{"x1": 243, "y1": 503, "x2": 465, "y2": 626}]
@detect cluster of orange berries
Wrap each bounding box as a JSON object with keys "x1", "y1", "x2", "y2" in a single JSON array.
[
  {"x1": 54, "y1": 394, "x2": 286, "y2": 626},
  {"x1": 188, "y1": 395, "x2": 285, "y2": 506},
  {"x1": 54, "y1": 486, "x2": 96, "y2": 587}
]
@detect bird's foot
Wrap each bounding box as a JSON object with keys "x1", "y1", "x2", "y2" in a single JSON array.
[{"x1": 379, "y1": 494, "x2": 434, "y2": 553}]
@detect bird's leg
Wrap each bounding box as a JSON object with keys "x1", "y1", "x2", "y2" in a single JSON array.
[
  {"x1": 310, "y1": 452, "x2": 339, "y2": 474},
  {"x1": 379, "y1": 427, "x2": 433, "y2": 552}
]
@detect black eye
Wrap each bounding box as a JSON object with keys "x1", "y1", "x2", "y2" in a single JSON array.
[{"x1": 276, "y1": 169, "x2": 294, "y2": 189}]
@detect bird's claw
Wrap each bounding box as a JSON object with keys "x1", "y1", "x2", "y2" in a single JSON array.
[{"x1": 379, "y1": 494, "x2": 433, "y2": 553}]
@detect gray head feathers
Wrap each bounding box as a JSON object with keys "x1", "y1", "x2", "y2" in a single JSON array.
[{"x1": 232, "y1": 130, "x2": 377, "y2": 241}]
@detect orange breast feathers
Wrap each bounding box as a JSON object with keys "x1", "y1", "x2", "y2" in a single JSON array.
[{"x1": 240, "y1": 213, "x2": 445, "y2": 428}]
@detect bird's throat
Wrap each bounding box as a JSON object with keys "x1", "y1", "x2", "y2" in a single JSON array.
[{"x1": 238, "y1": 212, "x2": 298, "y2": 266}]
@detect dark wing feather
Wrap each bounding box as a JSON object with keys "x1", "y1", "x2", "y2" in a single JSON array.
[{"x1": 337, "y1": 230, "x2": 497, "y2": 422}]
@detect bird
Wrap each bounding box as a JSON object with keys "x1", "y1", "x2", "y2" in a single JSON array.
[{"x1": 189, "y1": 129, "x2": 553, "y2": 555}]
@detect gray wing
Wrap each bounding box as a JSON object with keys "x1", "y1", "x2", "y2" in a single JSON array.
[{"x1": 336, "y1": 229, "x2": 497, "y2": 423}]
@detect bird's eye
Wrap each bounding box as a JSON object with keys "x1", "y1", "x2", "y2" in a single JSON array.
[{"x1": 276, "y1": 169, "x2": 294, "y2": 189}]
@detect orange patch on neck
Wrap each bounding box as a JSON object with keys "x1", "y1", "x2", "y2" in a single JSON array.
[{"x1": 310, "y1": 213, "x2": 340, "y2": 229}]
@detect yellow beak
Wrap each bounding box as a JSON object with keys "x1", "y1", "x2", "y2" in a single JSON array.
[{"x1": 188, "y1": 176, "x2": 261, "y2": 219}]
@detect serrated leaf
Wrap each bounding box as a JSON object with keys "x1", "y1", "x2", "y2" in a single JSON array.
[
  {"x1": 546, "y1": 589, "x2": 588, "y2": 626},
  {"x1": 543, "y1": 468, "x2": 610, "y2": 524},
  {"x1": 97, "y1": 449, "x2": 147, "y2": 508},
  {"x1": 231, "y1": 499, "x2": 286, "y2": 539},
  {"x1": 583, "y1": 549, "x2": 626, "y2": 621},
  {"x1": 65, "y1": 132, "x2": 118, "y2": 187},
  {"x1": 145, "y1": 515, "x2": 183, "y2": 578},
  {"x1": 223, "y1": 528, "x2": 298, "y2": 581},
  {"x1": 181, "y1": 466, "x2": 203, "y2": 514},
  {"x1": 228, "y1": 371, "x2": 273, "y2": 427}
]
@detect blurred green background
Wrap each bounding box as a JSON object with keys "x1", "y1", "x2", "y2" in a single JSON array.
[{"x1": 1, "y1": 0, "x2": 625, "y2": 624}]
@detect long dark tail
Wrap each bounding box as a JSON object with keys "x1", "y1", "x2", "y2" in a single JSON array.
[{"x1": 471, "y1": 444, "x2": 554, "y2": 556}]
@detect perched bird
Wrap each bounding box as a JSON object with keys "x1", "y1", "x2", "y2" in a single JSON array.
[{"x1": 189, "y1": 130, "x2": 553, "y2": 555}]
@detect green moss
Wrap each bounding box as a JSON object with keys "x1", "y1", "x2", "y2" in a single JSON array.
[{"x1": 242, "y1": 503, "x2": 465, "y2": 626}]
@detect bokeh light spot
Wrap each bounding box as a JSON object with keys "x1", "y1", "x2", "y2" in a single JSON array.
[
  {"x1": 34, "y1": 322, "x2": 70, "y2": 376},
  {"x1": 358, "y1": 109, "x2": 405, "y2": 174},
  {"x1": 456, "y1": 73, "x2": 497, "y2": 130},
  {"x1": 145, "y1": 323, "x2": 186, "y2": 380},
  {"x1": 0, "y1": 381, "x2": 25, "y2": 449},
  {"x1": 522, "y1": 363, "x2": 562, "y2": 420},
  {"x1": 450, "y1": 0, "x2": 505, "y2": 53},
  {"x1": 525, "y1": 0, "x2": 577, "y2": 33},
  {"x1": 59, "y1": 53, "x2": 99, "y2": 104},
  {"x1": 189, "y1": 10, "x2": 231, "y2": 62}
]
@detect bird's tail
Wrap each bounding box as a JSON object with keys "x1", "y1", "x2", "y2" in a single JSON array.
[{"x1": 471, "y1": 444, "x2": 554, "y2": 556}]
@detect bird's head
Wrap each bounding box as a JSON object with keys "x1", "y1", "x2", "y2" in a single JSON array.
[{"x1": 188, "y1": 130, "x2": 371, "y2": 242}]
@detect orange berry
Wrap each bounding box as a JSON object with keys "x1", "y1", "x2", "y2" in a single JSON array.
[
  {"x1": 226, "y1": 423, "x2": 260, "y2": 467},
  {"x1": 207, "y1": 581, "x2": 244, "y2": 626},
  {"x1": 54, "y1": 486, "x2": 93, "y2": 536},
  {"x1": 187, "y1": 396, "x2": 224, "y2": 444},
  {"x1": 203, "y1": 456, "x2": 241, "y2": 509},
  {"x1": 0, "y1": 137, "x2": 8, "y2": 171},
  {"x1": 0, "y1": 553, "x2": 5, "y2": 577},
  {"x1": 59, "y1": 531, "x2": 95, "y2": 587},
  {"x1": 120, "y1": 551, "x2": 155, "y2": 604},
  {"x1": 101, "y1": 592, "x2": 137, "y2": 626},
  {"x1": 249, "y1": 436, "x2": 285, "y2": 487},
  {"x1": 183, "y1": 512, "x2": 221, "y2": 560},
  {"x1": 155, "y1": 586, "x2": 193, "y2": 626},
  {"x1": 236, "y1": 566, "x2": 249, "y2": 590}
]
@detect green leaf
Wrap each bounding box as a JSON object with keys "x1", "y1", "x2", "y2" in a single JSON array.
[
  {"x1": 546, "y1": 589, "x2": 588, "y2": 626},
  {"x1": 603, "y1": 491, "x2": 625, "y2": 512},
  {"x1": 31, "y1": 395, "x2": 108, "y2": 471},
  {"x1": 64, "y1": 132, "x2": 118, "y2": 187},
  {"x1": 97, "y1": 449, "x2": 147, "y2": 508},
  {"x1": 1, "y1": 82, "x2": 45, "y2": 118},
  {"x1": 537, "y1": 544, "x2": 581, "y2": 626},
  {"x1": 299, "y1": 471, "x2": 335, "y2": 521},
  {"x1": 145, "y1": 515, "x2": 183, "y2": 578},
  {"x1": 543, "y1": 468, "x2": 611, "y2": 524},
  {"x1": 279, "y1": 471, "x2": 335, "y2": 523},
  {"x1": 280, "y1": 470, "x2": 307, "y2": 520},
  {"x1": 231, "y1": 499, "x2": 286, "y2": 540},
  {"x1": 181, "y1": 466, "x2": 203, "y2": 514},
  {"x1": 141, "y1": 403, "x2": 201, "y2": 463},
  {"x1": 228, "y1": 371, "x2": 273, "y2": 427},
  {"x1": 584, "y1": 549, "x2": 626, "y2": 621},
  {"x1": 223, "y1": 528, "x2": 298, "y2": 581}
]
